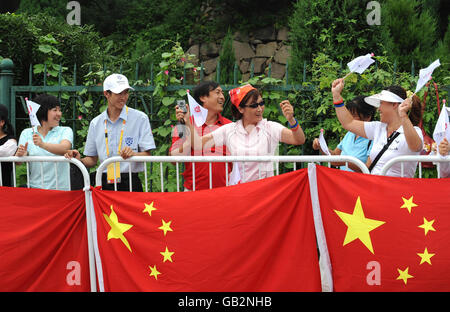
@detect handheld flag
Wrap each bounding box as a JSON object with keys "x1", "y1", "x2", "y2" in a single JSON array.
[
  {"x1": 229, "y1": 162, "x2": 241, "y2": 185},
  {"x1": 319, "y1": 129, "x2": 331, "y2": 155},
  {"x1": 344, "y1": 53, "x2": 375, "y2": 79},
  {"x1": 25, "y1": 98, "x2": 41, "y2": 129},
  {"x1": 187, "y1": 91, "x2": 208, "y2": 127},
  {"x1": 415, "y1": 59, "x2": 440, "y2": 94},
  {"x1": 432, "y1": 102, "x2": 450, "y2": 153}
]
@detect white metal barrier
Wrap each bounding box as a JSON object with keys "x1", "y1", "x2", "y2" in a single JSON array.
[
  {"x1": 380, "y1": 155, "x2": 450, "y2": 178},
  {"x1": 95, "y1": 155, "x2": 370, "y2": 191},
  {"x1": 0, "y1": 156, "x2": 97, "y2": 292}
]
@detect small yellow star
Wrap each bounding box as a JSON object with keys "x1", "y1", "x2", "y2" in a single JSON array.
[
  {"x1": 417, "y1": 248, "x2": 435, "y2": 265},
  {"x1": 400, "y1": 196, "x2": 418, "y2": 214},
  {"x1": 143, "y1": 202, "x2": 157, "y2": 216},
  {"x1": 160, "y1": 246, "x2": 175, "y2": 263},
  {"x1": 149, "y1": 265, "x2": 161, "y2": 280},
  {"x1": 396, "y1": 267, "x2": 413, "y2": 285},
  {"x1": 418, "y1": 217, "x2": 436, "y2": 236},
  {"x1": 158, "y1": 219, "x2": 173, "y2": 236}
]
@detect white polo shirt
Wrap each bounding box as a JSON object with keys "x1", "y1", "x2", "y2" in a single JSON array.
[
  {"x1": 364, "y1": 121, "x2": 423, "y2": 177},
  {"x1": 211, "y1": 119, "x2": 285, "y2": 183},
  {"x1": 84, "y1": 106, "x2": 156, "y2": 173}
]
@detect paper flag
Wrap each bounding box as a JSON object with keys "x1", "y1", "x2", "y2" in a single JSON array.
[
  {"x1": 229, "y1": 162, "x2": 241, "y2": 186},
  {"x1": 347, "y1": 53, "x2": 375, "y2": 74},
  {"x1": 415, "y1": 59, "x2": 440, "y2": 94},
  {"x1": 319, "y1": 129, "x2": 331, "y2": 155},
  {"x1": 187, "y1": 91, "x2": 209, "y2": 127},
  {"x1": 26, "y1": 99, "x2": 41, "y2": 128},
  {"x1": 433, "y1": 103, "x2": 450, "y2": 154}
]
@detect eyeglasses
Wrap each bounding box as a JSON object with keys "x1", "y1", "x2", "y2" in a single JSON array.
[{"x1": 245, "y1": 101, "x2": 265, "y2": 108}]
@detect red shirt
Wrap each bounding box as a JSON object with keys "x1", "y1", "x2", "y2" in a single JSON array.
[{"x1": 170, "y1": 114, "x2": 232, "y2": 190}]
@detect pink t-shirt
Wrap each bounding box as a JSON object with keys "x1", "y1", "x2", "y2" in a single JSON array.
[{"x1": 211, "y1": 119, "x2": 285, "y2": 183}]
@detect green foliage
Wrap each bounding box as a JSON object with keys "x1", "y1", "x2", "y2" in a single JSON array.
[
  {"x1": 288, "y1": 0, "x2": 383, "y2": 83},
  {"x1": 380, "y1": 0, "x2": 439, "y2": 71},
  {"x1": 218, "y1": 28, "x2": 240, "y2": 84},
  {"x1": 0, "y1": 12, "x2": 101, "y2": 85}
]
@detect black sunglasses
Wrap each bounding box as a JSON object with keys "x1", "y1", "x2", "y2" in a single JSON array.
[{"x1": 245, "y1": 101, "x2": 265, "y2": 108}]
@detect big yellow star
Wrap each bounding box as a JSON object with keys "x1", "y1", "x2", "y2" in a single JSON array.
[
  {"x1": 143, "y1": 201, "x2": 157, "y2": 216},
  {"x1": 160, "y1": 246, "x2": 175, "y2": 263},
  {"x1": 334, "y1": 196, "x2": 385, "y2": 254},
  {"x1": 418, "y1": 217, "x2": 436, "y2": 236},
  {"x1": 400, "y1": 196, "x2": 418, "y2": 214},
  {"x1": 396, "y1": 267, "x2": 413, "y2": 285},
  {"x1": 103, "y1": 205, "x2": 133, "y2": 252},
  {"x1": 417, "y1": 248, "x2": 435, "y2": 265},
  {"x1": 158, "y1": 219, "x2": 173, "y2": 236},
  {"x1": 149, "y1": 265, "x2": 161, "y2": 280}
]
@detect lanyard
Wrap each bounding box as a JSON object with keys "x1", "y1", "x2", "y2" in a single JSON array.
[{"x1": 104, "y1": 106, "x2": 128, "y2": 157}]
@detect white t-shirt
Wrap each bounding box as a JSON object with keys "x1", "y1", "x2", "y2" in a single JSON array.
[
  {"x1": 211, "y1": 119, "x2": 285, "y2": 183},
  {"x1": 364, "y1": 121, "x2": 423, "y2": 177}
]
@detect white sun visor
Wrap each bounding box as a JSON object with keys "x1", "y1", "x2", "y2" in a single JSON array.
[{"x1": 364, "y1": 90, "x2": 405, "y2": 108}]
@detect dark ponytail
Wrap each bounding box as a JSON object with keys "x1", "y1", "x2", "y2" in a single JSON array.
[{"x1": 0, "y1": 104, "x2": 15, "y2": 138}]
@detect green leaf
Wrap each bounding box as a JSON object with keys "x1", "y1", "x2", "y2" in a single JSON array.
[
  {"x1": 162, "y1": 97, "x2": 176, "y2": 106},
  {"x1": 162, "y1": 52, "x2": 172, "y2": 59},
  {"x1": 177, "y1": 89, "x2": 187, "y2": 97},
  {"x1": 38, "y1": 45, "x2": 52, "y2": 54}
]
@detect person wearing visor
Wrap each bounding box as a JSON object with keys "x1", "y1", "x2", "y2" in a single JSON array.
[
  {"x1": 179, "y1": 84, "x2": 305, "y2": 183},
  {"x1": 332, "y1": 78, "x2": 423, "y2": 177},
  {"x1": 65, "y1": 73, "x2": 156, "y2": 191}
]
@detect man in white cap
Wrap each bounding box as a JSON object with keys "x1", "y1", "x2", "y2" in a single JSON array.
[{"x1": 65, "y1": 73, "x2": 156, "y2": 191}]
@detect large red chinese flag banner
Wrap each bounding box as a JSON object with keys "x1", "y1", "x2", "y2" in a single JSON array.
[
  {"x1": 91, "y1": 169, "x2": 321, "y2": 291},
  {"x1": 312, "y1": 165, "x2": 450, "y2": 291},
  {"x1": 0, "y1": 187, "x2": 90, "y2": 291}
]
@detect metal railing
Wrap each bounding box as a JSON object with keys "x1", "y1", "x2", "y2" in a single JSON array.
[
  {"x1": 379, "y1": 155, "x2": 450, "y2": 178},
  {"x1": 0, "y1": 156, "x2": 97, "y2": 292},
  {"x1": 94, "y1": 155, "x2": 370, "y2": 191}
]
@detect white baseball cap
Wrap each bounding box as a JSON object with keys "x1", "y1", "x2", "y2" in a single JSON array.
[
  {"x1": 364, "y1": 90, "x2": 405, "y2": 108},
  {"x1": 103, "y1": 73, "x2": 134, "y2": 94}
]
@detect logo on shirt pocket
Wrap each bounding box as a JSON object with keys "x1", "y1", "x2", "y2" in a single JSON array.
[{"x1": 125, "y1": 136, "x2": 134, "y2": 146}]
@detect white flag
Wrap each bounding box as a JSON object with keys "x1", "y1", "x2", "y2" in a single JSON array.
[
  {"x1": 432, "y1": 104, "x2": 450, "y2": 154},
  {"x1": 187, "y1": 91, "x2": 208, "y2": 127},
  {"x1": 319, "y1": 129, "x2": 331, "y2": 155},
  {"x1": 415, "y1": 59, "x2": 440, "y2": 94},
  {"x1": 229, "y1": 162, "x2": 241, "y2": 186},
  {"x1": 347, "y1": 53, "x2": 375, "y2": 74},
  {"x1": 26, "y1": 99, "x2": 41, "y2": 127}
]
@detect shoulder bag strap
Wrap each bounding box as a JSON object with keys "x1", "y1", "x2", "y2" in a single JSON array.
[{"x1": 368, "y1": 131, "x2": 401, "y2": 172}]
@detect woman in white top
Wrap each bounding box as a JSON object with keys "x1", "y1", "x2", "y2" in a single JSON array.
[
  {"x1": 176, "y1": 84, "x2": 305, "y2": 183},
  {"x1": 0, "y1": 104, "x2": 17, "y2": 186},
  {"x1": 332, "y1": 78, "x2": 423, "y2": 177}
]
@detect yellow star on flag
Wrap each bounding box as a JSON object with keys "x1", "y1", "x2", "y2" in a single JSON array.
[
  {"x1": 143, "y1": 201, "x2": 157, "y2": 216},
  {"x1": 160, "y1": 246, "x2": 175, "y2": 263},
  {"x1": 418, "y1": 217, "x2": 436, "y2": 236},
  {"x1": 396, "y1": 267, "x2": 413, "y2": 285},
  {"x1": 103, "y1": 205, "x2": 133, "y2": 252},
  {"x1": 400, "y1": 196, "x2": 418, "y2": 214},
  {"x1": 334, "y1": 196, "x2": 385, "y2": 254},
  {"x1": 417, "y1": 248, "x2": 435, "y2": 265},
  {"x1": 149, "y1": 265, "x2": 161, "y2": 280},
  {"x1": 158, "y1": 219, "x2": 173, "y2": 236}
]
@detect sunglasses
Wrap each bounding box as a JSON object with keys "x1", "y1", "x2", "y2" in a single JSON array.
[{"x1": 245, "y1": 101, "x2": 265, "y2": 108}]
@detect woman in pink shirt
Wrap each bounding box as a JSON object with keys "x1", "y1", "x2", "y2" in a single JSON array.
[{"x1": 178, "y1": 84, "x2": 305, "y2": 183}]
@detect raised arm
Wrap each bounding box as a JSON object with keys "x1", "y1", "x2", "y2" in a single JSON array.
[
  {"x1": 279, "y1": 100, "x2": 305, "y2": 145},
  {"x1": 398, "y1": 98, "x2": 422, "y2": 152},
  {"x1": 332, "y1": 78, "x2": 367, "y2": 139}
]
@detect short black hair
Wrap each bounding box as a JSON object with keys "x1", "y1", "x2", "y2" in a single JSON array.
[
  {"x1": 0, "y1": 104, "x2": 14, "y2": 137},
  {"x1": 34, "y1": 94, "x2": 60, "y2": 123},
  {"x1": 192, "y1": 81, "x2": 220, "y2": 106},
  {"x1": 346, "y1": 95, "x2": 376, "y2": 120}
]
